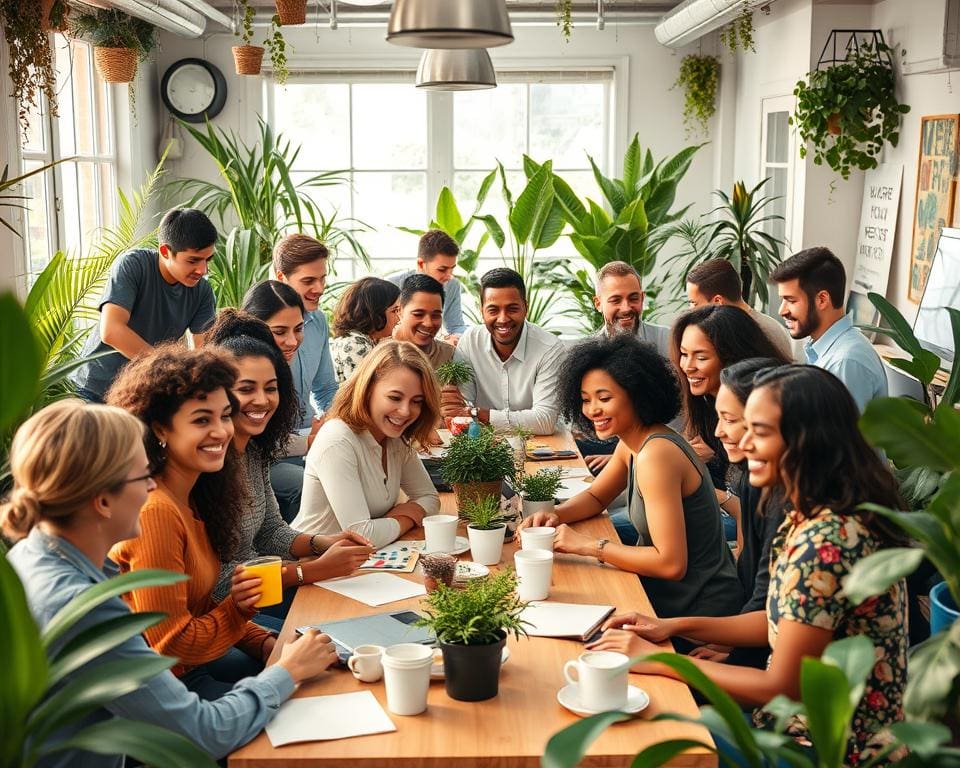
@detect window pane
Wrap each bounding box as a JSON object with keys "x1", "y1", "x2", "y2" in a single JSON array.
[
  {"x1": 275, "y1": 84, "x2": 350, "y2": 169},
  {"x1": 55, "y1": 42, "x2": 77, "y2": 156},
  {"x1": 352, "y1": 85, "x2": 426, "y2": 169},
  {"x1": 77, "y1": 161, "x2": 99, "y2": 252},
  {"x1": 291, "y1": 171, "x2": 352, "y2": 220},
  {"x1": 60, "y1": 162, "x2": 80, "y2": 253},
  {"x1": 352, "y1": 171, "x2": 426, "y2": 268},
  {"x1": 72, "y1": 43, "x2": 95, "y2": 156},
  {"x1": 98, "y1": 162, "x2": 116, "y2": 228},
  {"x1": 766, "y1": 111, "x2": 789, "y2": 164},
  {"x1": 530, "y1": 83, "x2": 604, "y2": 168},
  {"x1": 764, "y1": 167, "x2": 788, "y2": 249},
  {"x1": 454, "y1": 85, "x2": 527, "y2": 169},
  {"x1": 95, "y1": 78, "x2": 113, "y2": 155},
  {"x1": 23, "y1": 161, "x2": 54, "y2": 274},
  {"x1": 22, "y1": 101, "x2": 45, "y2": 152}
]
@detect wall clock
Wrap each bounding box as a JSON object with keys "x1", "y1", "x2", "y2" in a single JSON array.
[{"x1": 160, "y1": 58, "x2": 227, "y2": 123}]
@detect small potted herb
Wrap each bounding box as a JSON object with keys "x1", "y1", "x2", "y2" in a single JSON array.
[
  {"x1": 436, "y1": 360, "x2": 474, "y2": 388},
  {"x1": 461, "y1": 495, "x2": 508, "y2": 566},
  {"x1": 516, "y1": 467, "x2": 563, "y2": 519},
  {"x1": 417, "y1": 569, "x2": 527, "y2": 701},
  {"x1": 440, "y1": 426, "x2": 515, "y2": 511}
]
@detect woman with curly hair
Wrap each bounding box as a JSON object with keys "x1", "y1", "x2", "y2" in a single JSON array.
[
  {"x1": 206, "y1": 309, "x2": 373, "y2": 624},
  {"x1": 592, "y1": 366, "x2": 908, "y2": 764},
  {"x1": 521, "y1": 334, "x2": 742, "y2": 619},
  {"x1": 329, "y1": 277, "x2": 401, "y2": 384},
  {"x1": 107, "y1": 345, "x2": 274, "y2": 700}
]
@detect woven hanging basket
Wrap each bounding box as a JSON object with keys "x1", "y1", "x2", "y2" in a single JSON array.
[
  {"x1": 275, "y1": 0, "x2": 306, "y2": 25},
  {"x1": 41, "y1": 0, "x2": 68, "y2": 32},
  {"x1": 232, "y1": 45, "x2": 265, "y2": 75},
  {"x1": 93, "y1": 47, "x2": 138, "y2": 84}
]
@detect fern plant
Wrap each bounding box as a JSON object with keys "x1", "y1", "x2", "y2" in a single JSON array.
[
  {"x1": 417, "y1": 569, "x2": 527, "y2": 645},
  {"x1": 516, "y1": 467, "x2": 563, "y2": 502},
  {"x1": 435, "y1": 360, "x2": 474, "y2": 388}
]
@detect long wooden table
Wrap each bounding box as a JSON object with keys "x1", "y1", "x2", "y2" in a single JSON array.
[{"x1": 230, "y1": 433, "x2": 715, "y2": 767}]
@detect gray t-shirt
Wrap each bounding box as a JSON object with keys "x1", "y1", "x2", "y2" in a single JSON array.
[{"x1": 73, "y1": 248, "x2": 216, "y2": 398}]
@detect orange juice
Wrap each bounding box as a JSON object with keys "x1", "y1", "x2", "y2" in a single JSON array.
[{"x1": 243, "y1": 556, "x2": 283, "y2": 608}]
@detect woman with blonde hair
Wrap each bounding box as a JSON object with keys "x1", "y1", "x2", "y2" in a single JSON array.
[
  {"x1": 3, "y1": 400, "x2": 338, "y2": 767},
  {"x1": 293, "y1": 340, "x2": 441, "y2": 547}
]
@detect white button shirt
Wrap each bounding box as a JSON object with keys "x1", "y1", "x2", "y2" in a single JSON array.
[{"x1": 454, "y1": 320, "x2": 566, "y2": 435}]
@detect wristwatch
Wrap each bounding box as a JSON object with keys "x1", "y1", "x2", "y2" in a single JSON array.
[
  {"x1": 309, "y1": 534, "x2": 323, "y2": 556},
  {"x1": 597, "y1": 538, "x2": 610, "y2": 564}
]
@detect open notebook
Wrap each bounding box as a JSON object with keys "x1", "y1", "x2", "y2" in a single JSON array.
[{"x1": 520, "y1": 601, "x2": 615, "y2": 642}]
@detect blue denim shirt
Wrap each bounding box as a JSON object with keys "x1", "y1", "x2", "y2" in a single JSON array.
[
  {"x1": 7, "y1": 528, "x2": 295, "y2": 768},
  {"x1": 290, "y1": 310, "x2": 338, "y2": 429},
  {"x1": 804, "y1": 314, "x2": 888, "y2": 412},
  {"x1": 387, "y1": 269, "x2": 468, "y2": 335}
]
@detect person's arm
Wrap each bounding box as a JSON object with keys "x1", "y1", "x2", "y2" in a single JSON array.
[
  {"x1": 443, "y1": 278, "x2": 468, "y2": 335},
  {"x1": 97, "y1": 253, "x2": 151, "y2": 360},
  {"x1": 553, "y1": 445, "x2": 630, "y2": 524},
  {"x1": 603, "y1": 609, "x2": 769, "y2": 648},
  {"x1": 100, "y1": 303, "x2": 152, "y2": 360},
  {"x1": 488, "y1": 342, "x2": 564, "y2": 436},
  {"x1": 311, "y1": 313, "x2": 339, "y2": 414}
]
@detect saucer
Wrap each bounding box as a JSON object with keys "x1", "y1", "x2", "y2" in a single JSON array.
[
  {"x1": 430, "y1": 646, "x2": 511, "y2": 679},
  {"x1": 422, "y1": 536, "x2": 470, "y2": 556},
  {"x1": 452, "y1": 561, "x2": 489, "y2": 582},
  {"x1": 556, "y1": 684, "x2": 650, "y2": 717}
]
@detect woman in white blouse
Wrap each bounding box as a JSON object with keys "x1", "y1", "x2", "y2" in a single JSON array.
[{"x1": 293, "y1": 340, "x2": 441, "y2": 547}]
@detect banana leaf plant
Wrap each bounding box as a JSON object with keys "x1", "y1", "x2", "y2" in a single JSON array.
[
  {"x1": 0, "y1": 554, "x2": 217, "y2": 767},
  {"x1": 207, "y1": 227, "x2": 270, "y2": 309},
  {"x1": 541, "y1": 636, "x2": 958, "y2": 768}
]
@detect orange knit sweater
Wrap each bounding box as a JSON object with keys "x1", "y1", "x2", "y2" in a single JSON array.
[{"x1": 109, "y1": 483, "x2": 271, "y2": 676}]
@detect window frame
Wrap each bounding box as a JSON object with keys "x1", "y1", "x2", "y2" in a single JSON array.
[{"x1": 759, "y1": 94, "x2": 797, "y2": 255}]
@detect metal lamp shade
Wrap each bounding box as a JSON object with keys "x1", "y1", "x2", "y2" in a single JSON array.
[
  {"x1": 416, "y1": 49, "x2": 496, "y2": 91},
  {"x1": 387, "y1": 0, "x2": 514, "y2": 49}
]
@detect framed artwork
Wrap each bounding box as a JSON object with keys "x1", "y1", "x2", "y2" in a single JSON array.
[{"x1": 909, "y1": 114, "x2": 959, "y2": 303}]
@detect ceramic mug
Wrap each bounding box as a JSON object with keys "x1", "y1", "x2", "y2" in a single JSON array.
[
  {"x1": 563, "y1": 650, "x2": 629, "y2": 711},
  {"x1": 347, "y1": 644, "x2": 385, "y2": 683}
]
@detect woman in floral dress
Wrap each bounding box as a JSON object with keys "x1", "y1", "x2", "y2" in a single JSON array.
[{"x1": 329, "y1": 277, "x2": 401, "y2": 384}]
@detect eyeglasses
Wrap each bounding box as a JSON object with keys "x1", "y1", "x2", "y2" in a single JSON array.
[{"x1": 115, "y1": 472, "x2": 156, "y2": 487}]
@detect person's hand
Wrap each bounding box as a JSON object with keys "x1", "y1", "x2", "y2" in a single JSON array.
[
  {"x1": 554, "y1": 523, "x2": 595, "y2": 557},
  {"x1": 586, "y1": 628, "x2": 661, "y2": 661},
  {"x1": 613, "y1": 613, "x2": 674, "y2": 643},
  {"x1": 388, "y1": 501, "x2": 427, "y2": 529},
  {"x1": 585, "y1": 454, "x2": 612, "y2": 472},
  {"x1": 519, "y1": 511, "x2": 560, "y2": 529},
  {"x1": 689, "y1": 643, "x2": 731, "y2": 662},
  {"x1": 260, "y1": 635, "x2": 277, "y2": 662},
  {"x1": 306, "y1": 415, "x2": 325, "y2": 450},
  {"x1": 687, "y1": 435, "x2": 715, "y2": 461},
  {"x1": 600, "y1": 611, "x2": 642, "y2": 631},
  {"x1": 275, "y1": 630, "x2": 340, "y2": 684},
  {"x1": 313, "y1": 538, "x2": 374, "y2": 579},
  {"x1": 230, "y1": 564, "x2": 263, "y2": 616},
  {"x1": 445, "y1": 333, "x2": 461, "y2": 347}
]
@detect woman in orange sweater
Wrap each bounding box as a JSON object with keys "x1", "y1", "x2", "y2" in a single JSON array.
[{"x1": 108, "y1": 344, "x2": 272, "y2": 700}]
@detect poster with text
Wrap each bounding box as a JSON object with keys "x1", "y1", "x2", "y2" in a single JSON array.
[{"x1": 909, "y1": 114, "x2": 959, "y2": 303}]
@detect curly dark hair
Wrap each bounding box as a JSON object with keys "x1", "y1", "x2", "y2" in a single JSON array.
[
  {"x1": 105, "y1": 344, "x2": 246, "y2": 562},
  {"x1": 206, "y1": 309, "x2": 301, "y2": 463},
  {"x1": 332, "y1": 277, "x2": 400, "y2": 337},
  {"x1": 752, "y1": 365, "x2": 906, "y2": 544},
  {"x1": 671, "y1": 305, "x2": 792, "y2": 473},
  {"x1": 559, "y1": 335, "x2": 681, "y2": 433}
]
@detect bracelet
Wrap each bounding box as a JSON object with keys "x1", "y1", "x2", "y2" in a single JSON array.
[
  {"x1": 295, "y1": 563, "x2": 304, "y2": 586},
  {"x1": 597, "y1": 538, "x2": 609, "y2": 564},
  {"x1": 719, "y1": 489, "x2": 734, "y2": 507},
  {"x1": 309, "y1": 534, "x2": 323, "y2": 556}
]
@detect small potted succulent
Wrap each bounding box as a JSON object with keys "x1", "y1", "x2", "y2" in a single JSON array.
[
  {"x1": 440, "y1": 426, "x2": 515, "y2": 511},
  {"x1": 232, "y1": 0, "x2": 264, "y2": 76},
  {"x1": 416, "y1": 569, "x2": 527, "y2": 701},
  {"x1": 421, "y1": 553, "x2": 457, "y2": 593},
  {"x1": 516, "y1": 467, "x2": 563, "y2": 519},
  {"x1": 461, "y1": 495, "x2": 508, "y2": 566}
]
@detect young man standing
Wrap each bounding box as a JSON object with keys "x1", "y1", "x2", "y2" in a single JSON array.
[
  {"x1": 443, "y1": 268, "x2": 565, "y2": 436},
  {"x1": 593, "y1": 261, "x2": 670, "y2": 355},
  {"x1": 388, "y1": 229, "x2": 468, "y2": 342},
  {"x1": 771, "y1": 247, "x2": 887, "y2": 411},
  {"x1": 393, "y1": 273, "x2": 454, "y2": 368},
  {"x1": 73, "y1": 208, "x2": 217, "y2": 402},
  {"x1": 686, "y1": 258, "x2": 796, "y2": 361}
]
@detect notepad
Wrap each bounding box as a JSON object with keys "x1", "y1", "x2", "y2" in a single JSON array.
[
  {"x1": 265, "y1": 691, "x2": 396, "y2": 746},
  {"x1": 520, "y1": 601, "x2": 615, "y2": 641},
  {"x1": 359, "y1": 541, "x2": 424, "y2": 572},
  {"x1": 314, "y1": 572, "x2": 426, "y2": 606}
]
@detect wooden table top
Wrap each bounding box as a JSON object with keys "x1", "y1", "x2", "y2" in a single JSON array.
[{"x1": 230, "y1": 432, "x2": 715, "y2": 768}]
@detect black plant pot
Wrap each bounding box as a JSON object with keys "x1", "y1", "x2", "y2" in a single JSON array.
[{"x1": 440, "y1": 631, "x2": 506, "y2": 702}]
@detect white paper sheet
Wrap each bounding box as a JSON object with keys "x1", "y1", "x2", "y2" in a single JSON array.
[
  {"x1": 557, "y1": 476, "x2": 594, "y2": 500},
  {"x1": 265, "y1": 691, "x2": 396, "y2": 746},
  {"x1": 520, "y1": 601, "x2": 615, "y2": 640},
  {"x1": 314, "y1": 572, "x2": 427, "y2": 606}
]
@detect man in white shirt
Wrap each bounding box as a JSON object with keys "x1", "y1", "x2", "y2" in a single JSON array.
[
  {"x1": 441, "y1": 267, "x2": 565, "y2": 435},
  {"x1": 686, "y1": 258, "x2": 797, "y2": 361}
]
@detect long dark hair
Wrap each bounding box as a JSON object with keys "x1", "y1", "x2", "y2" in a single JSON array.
[
  {"x1": 106, "y1": 344, "x2": 246, "y2": 562},
  {"x1": 719, "y1": 357, "x2": 786, "y2": 409},
  {"x1": 753, "y1": 365, "x2": 905, "y2": 543},
  {"x1": 242, "y1": 279, "x2": 305, "y2": 321},
  {"x1": 206, "y1": 309, "x2": 301, "y2": 463},
  {"x1": 671, "y1": 305, "x2": 791, "y2": 468}
]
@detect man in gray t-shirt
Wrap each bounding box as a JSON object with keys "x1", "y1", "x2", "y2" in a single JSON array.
[{"x1": 73, "y1": 209, "x2": 218, "y2": 401}]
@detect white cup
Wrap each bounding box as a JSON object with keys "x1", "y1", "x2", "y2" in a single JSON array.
[
  {"x1": 423, "y1": 514, "x2": 459, "y2": 553},
  {"x1": 563, "y1": 651, "x2": 629, "y2": 711},
  {"x1": 514, "y1": 549, "x2": 554, "y2": 601},
  {"x1": 347, "y1": 644, "x2": 385, "y2": 683},
  {"x1": 520, "y1": 526, "x2": 556, "y2": 552},
  {"x1": 382, "y1": 643, "x2": 434, "y2": 716}
]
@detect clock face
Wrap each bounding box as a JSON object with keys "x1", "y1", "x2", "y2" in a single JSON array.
[{"x1": 167, "y1": 64, "x2": 216, "y2": 115}]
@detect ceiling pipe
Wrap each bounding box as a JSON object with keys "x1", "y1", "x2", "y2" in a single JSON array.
[{"x1": 71, "y1": 0, "x2": 207, "y2": 37}]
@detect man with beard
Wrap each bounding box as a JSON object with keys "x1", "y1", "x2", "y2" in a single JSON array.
[
  {"x1": 593, "y1": 261, "x2": 670, "y2": 355},
  {"x1": 441, "y1": 268, "x2": 564, "y2": 435},
  {"x1": 771, "y1": 247, "x2": 887, "y2": 411}
]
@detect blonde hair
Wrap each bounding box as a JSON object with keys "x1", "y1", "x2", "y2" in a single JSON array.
[
  {"x1": 329, "y1": 341, "x2": 440, "y2": 446},
  {"x1": 0, "y1": 400, "x2": 145, "y2": 541}
]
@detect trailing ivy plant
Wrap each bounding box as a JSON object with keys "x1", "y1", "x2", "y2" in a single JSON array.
[
  {"x1": 0, "y1": 0, "x2": 59, "y2": 138},
  {"x1": 673, "y1": 55, "x2": 720, "y2": 137},
  {"x1": 719, "y1": 2, "x2": 756, "y2": 53},
  {"x1": 555, "y1": 0, "x2": 572, "y2": 42},
  {"x1": 264, "y1": 14, "x2": 288, "y2": 85},
  {"x1": 792, "y1": 41, "x2": 910, "y2": 179}
]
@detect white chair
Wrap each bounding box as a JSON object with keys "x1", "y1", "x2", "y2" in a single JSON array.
[{"x1": 880, "y1": 357, "x2": 926, "y2": 401}]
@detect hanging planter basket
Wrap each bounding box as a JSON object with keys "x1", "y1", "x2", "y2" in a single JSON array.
[
  {"x1": 275, "y1": 0, "x2": 306, "y2": 25},
  {"x1": 41, "y1": 0, "x2": 69, "y2": 32},
  {"x1": 93, "y1": 47, "x2": 138, "y2": 83},
  {"x1": 232, "y1": 44, "x2": 265, "y2": 75}
]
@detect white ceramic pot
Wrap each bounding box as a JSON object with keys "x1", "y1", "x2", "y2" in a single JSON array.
[
  {"x1": 467, "y1": 524, "x2": 506, "y2": 565},
  {"x1": 521, "y1": 498, "x2": 556, "y2": 520}
]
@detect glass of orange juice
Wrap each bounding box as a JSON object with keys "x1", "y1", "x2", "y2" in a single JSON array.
[{"x1": 242, "y1": 556, "x2": 283, "y2": 608}]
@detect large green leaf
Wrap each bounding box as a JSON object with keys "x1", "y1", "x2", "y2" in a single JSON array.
[
  {"x1": 887, "y1": 721, "x2": 953, "y2": 758},
  {"x1": 903, "y1": 624, "x2": 960, "y2": 721},
  {"x1": 799, "y1": 657, "x2": 853, "y2": 767},
  {"x1": 820, "y1": 635, "x2": 877, "y2": 710},
  {"x1": 541, "y1": 711, "x2": 631, "y2": 768},
  {"x1": 0, "y1": 293, "x2": 43, "y2": 431},
  {"x1": 434, "y1": 187, "x2": 465, "y2": 237},
  {"x1": 509, "y1": 165, "x2": 555, "y2": 246},
  {"x1": 473, "y1": 214, "x2": 506, "y2": 249},
  {"x1": 860, "y1": 398, "x2": 960, "y2": 471},
  {"x1": 629, "y1": 739, "x2": 715, "y2": 768},
  {"x1": 621, "y1": 135, "x2": 642, "y2": 198},
  {"x1": 843, "y1": 548, "x2": 926, "y2": 604},
  {"x1": 588, "y1": 155, "x2": 626, "y2": 213}
]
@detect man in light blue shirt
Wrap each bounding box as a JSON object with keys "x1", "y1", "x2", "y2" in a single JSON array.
[
  {"x1": 291, "y1": 309, "x2": 338, "y2": 429},
  {"x1": 387, "y1": 229, "x2": 469, "y2": 340},
  {"x1": 772, "y1": 247, "x2": 887, "y2": 411}
]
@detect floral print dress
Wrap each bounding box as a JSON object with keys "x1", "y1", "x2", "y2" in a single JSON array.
[
  {"x1": 330, "y1": 331, "x2": 376, "y2": 384},
  {"x1": 756, "y1": 508, "x2": 907, "y2": 764}
]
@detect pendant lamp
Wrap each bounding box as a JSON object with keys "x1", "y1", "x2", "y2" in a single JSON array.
[
  {"x1": 416, "y1": 49, "x2": 496, "y2": 90},
  {"x1": 387, "y1": 0, "x2": 514, "y2": 49}
]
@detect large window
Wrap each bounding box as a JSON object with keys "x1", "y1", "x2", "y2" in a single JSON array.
[
  {"x1": 759, "y1": 95, "x2": 795, "y2": 259},
  {"x1": 19, "y1": 36, "x2": 118, "y2": 278},
  {"x1": 271, "y1": 71, "x2": 612, "y2": 280}
]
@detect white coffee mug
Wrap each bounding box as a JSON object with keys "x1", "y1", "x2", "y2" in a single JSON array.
[
  {"x1": 423, "y1": 514, "x2": 459, "y2": 553},
  {"x1": 381, "y1": 643, "x2": 434, "y2": 716},
  {"x1": 563, "y1": 651, "x2": 629, "y2": 711},
  {"x1": 347, "y1": 644, "x2": 385, "y2": 683},
  {"x1": 520, "y1": 526, "x2": 556, "y2": 552},
  {"x1": 514, "y1": 549, "x2": 554, "y2": 601}
]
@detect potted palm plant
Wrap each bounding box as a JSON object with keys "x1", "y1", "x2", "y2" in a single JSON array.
[
  {"x1": 416, "y1": 569, "x2": 527, "y2": 702},
  {"x1": 440, "y1": 427, "x2": 515, "y2": 511},
  {"x1": 516, "y1": 466, "x2": 563, "y2": 519},
  {"x1": 70, "y1": 8, "x2": 156, "y2": 85},
  {"x1": 461, "y1": 495, "x2": 508, "y2": 566}
]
